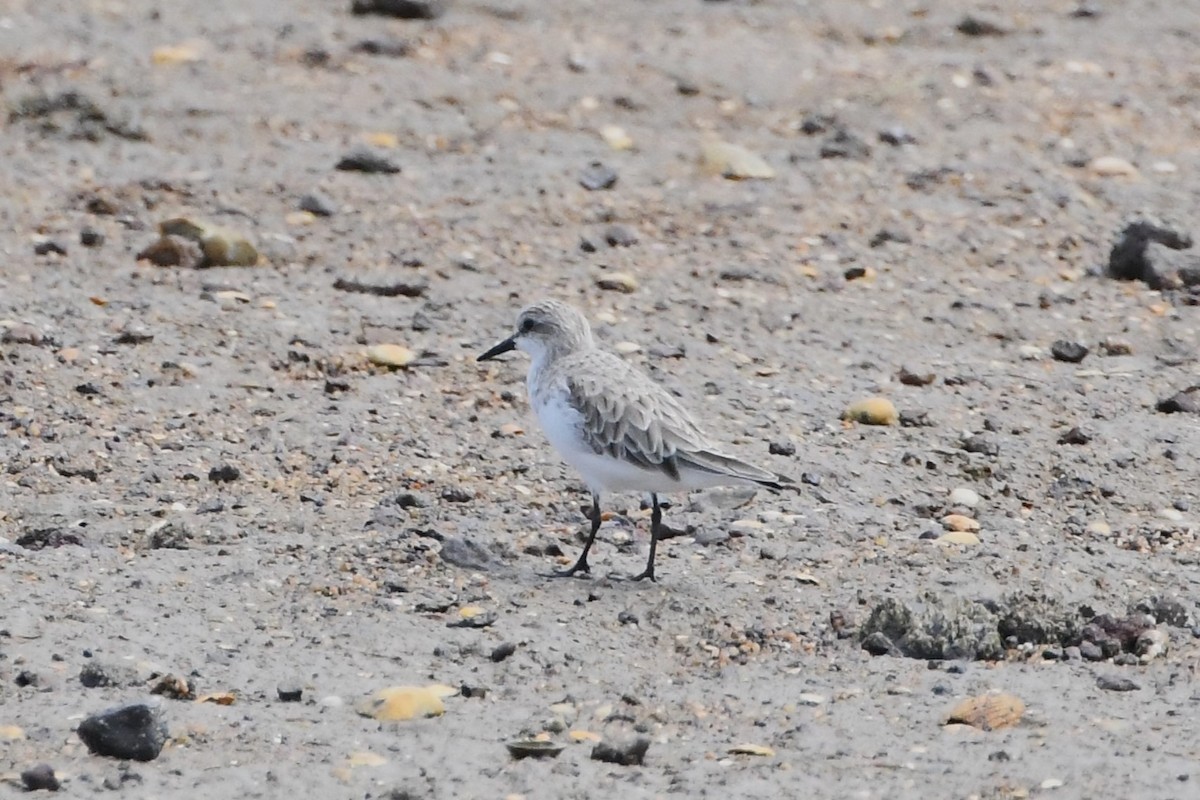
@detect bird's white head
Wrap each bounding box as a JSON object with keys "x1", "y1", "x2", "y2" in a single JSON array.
[{"x1": 477, "y1": 300, "x2": 595, "y2": 368}]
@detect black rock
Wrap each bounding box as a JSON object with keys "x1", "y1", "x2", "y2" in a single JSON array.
[
  {"x1": 80, "y1": 227, "x2": 105, "y2": 247},
  {"x1": 579, "y1": 161, "x2": 618, "y2": 191},
  {"x1": 17, "y1": 527, "x2": 83, "y2": 550},
  {"x1": 591, "y1": 737, "x2": 650, "y2": 766},
  {"x1": 617, "y1": 610, "x2": 639, "y2": 625},
  {"x1": 956, "y1": 15, "x2": 1008, "y2": 36},
  {"x1": 1097, "y1": 675, "x2": 1140, "y2": 692},
  {"x1": 80, "y1": 662, "x2": 139, "y2": 688},
  {"x1": 350, "y1": 0, "x2": 445, "y2": 19},
  {"x1": 579, "y1": 237, "x2": 598, "y2": 253},
  {"x1": 76, "y1": 702, "x2": 168, "y2": 761},
  {"x1": 861, "y1": 631, "x2": 896, "y2": 656},
  {"x1": 20, "y1": 764, "x2": 60, "y2": 791},
  {"x1": 1156, "y1": 386, "x2": 1200, "y2": 415},
  {"x1": 1057, "y1": 426, "x2": 1092, "y2": 445},
  {"x1": 440, "y1": 487, "x2": 473, "y2": 503},
  {"x1": 1107, "y1": 219, "x2": 1194, "y2": 288},
  {"x1": 277, "y1": 684, "x2": 303, "y2": 702},
  {"x1": 490, "y1": 642, "x2": 517, "y2": 662},
  {"x1": 208, "y1": 464, "x2": 240, "y2": 483},
  {"x1": 335, "y1": 148, "x2": 401, "y2": 174},
  {"x1": 820, "y1": 128, "x2": 871, "y2": 160},
  {"x1": 878, "y1": 126, "x2": 916, "y2": 146},
  {"x1": 34, "y1": 240, "x2": 67, "y2": 256},
  {"x1": 1050, "y1": 340, "x2": 1089, "y2": 363},
  {"x1": 15, "y1": 670, "x2": 39, "y2": 687},
  {"x1": 299, "y1": 192, "x2": 337, "y2": 217},
  {"x1": 768, "y1": 440, "x2": 796, "y2": 457},
  {"x1": 351, "y1": 38, "x2": 412, "y2": 57}
]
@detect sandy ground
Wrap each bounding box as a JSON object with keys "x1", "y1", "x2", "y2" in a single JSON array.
[{"x1": 2, "y1": 0, "x2": 1200, "y2": 797}]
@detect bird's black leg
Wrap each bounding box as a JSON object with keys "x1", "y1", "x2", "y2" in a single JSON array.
[
  {"x1": 629, "y1": 493, "x2": 661, "y2": 582},
  {"x1": 547, "y1": 493, "x2": 601, "y2": 578}
]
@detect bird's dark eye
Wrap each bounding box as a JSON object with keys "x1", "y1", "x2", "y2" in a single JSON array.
[{"x1": 518, "y1": 318, "x2": 535, "y2": 333}]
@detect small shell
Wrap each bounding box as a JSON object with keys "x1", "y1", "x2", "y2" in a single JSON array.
[
  {"x1": 945, "y1": 693, "x2": 1025, "y2": 731},
  {"x1": 506, "y1": 740, "x2": 565, "y2": 760}
]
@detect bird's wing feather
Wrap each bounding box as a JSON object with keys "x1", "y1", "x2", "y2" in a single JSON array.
[{"x1": 559, "y1": 352, "x2": 784, "y2": 487}]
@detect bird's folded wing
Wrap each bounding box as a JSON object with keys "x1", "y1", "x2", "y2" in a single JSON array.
[{"x1": 564, "y1": 362, "x2": 709, "y2": 481}]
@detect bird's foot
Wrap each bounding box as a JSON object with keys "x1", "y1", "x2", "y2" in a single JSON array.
[{"x1": 610, "y1": 567, "x2": 657, "y2": 583}]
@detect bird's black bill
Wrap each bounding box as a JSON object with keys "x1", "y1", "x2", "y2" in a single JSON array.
[{"x1": 477, "y1": 336, "x2": 517, "y2": 362}]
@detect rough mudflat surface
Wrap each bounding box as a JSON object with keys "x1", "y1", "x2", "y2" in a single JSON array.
[{"x1": 2, "y1": 0, "x2": 1199, "y2": 797}]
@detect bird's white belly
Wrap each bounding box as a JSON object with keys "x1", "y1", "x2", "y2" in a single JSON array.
[{"x1": 532, "y1": 389, "x2": 731, "y2": 494}]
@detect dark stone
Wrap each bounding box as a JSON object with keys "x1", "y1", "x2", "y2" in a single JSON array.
[
  {"x1": 80, "y1": 662, "x2": 139, "y2": 688},
  {"x1": 350, "y1": 0, "x2": 445, "y2": 19},
  {"x1": 16, "y1": 528, "x2": 83, "y2": 550},
  {"x1": 15, "y1": 670, "x2": 39, "y2": 687},
  {"x1": 1079, "y1": 640, "x2": 1104, "y2": 661},
  {"x1": 80, "y1": 227, "x2": 105, "y2": 247},
  {"x1": 490, "y1": 642, "x2": 517, "y2": 662},
  {"x1": 591, "y1": 737, "x2": 650, "y2": 766},
  {"x1": 1107, "y1": 220, "x2": 1194, "y2": 288},
  {"x1": 603, "y1": 224, "x2": 638, "y2": 247},
  {"x1": 1157, "y1": 386, "x2": 1200, "y2": 415},
  {"x1": 446, "y1": 610, "x2": 496, "y2": 629},
  {"x1": 820, "y1": 128, "x2": 871, "y2": 160},
  {"x1": 351, "y1": 38, "x2": 412, "y2": 57},
  {"x1": 861, "y1": 631, "x2": 896, "y2": 656},
  {"x1": 579, "y1": 161, "x2": 618, "y2": 191},
  {"x1": 34, "y1": 240, "x2": 67, "y2": 256},
  {"x1": 76, "y1": 702, "x2": 168, "y2": 761},
  {"x1": 878, "y1": 127, "x2": 916, "y2": 146},
  {"x1": 579, "y1": 237, "x2": 598, "y2": 253},
  {"x1": 75, "y1": 382, "x2": 102, "y2": 396},
  {"x1": 299, "y1": 192, "x2": 337, "y2": 217},
  {"x1": 1050, "y1": 340, "x2": 1089, "y2": 363},
  {"x1": 395, "y1": 492, "x2": 428, "y2": 509},
  {"x1": 277, "y1": 684, "x2": 303, "y2": 702},
  {"x1": 208, "y1": 463, "x2": 240, "y2": 483},
  {"x1": 768, "y1": 440, "x2": 795, "y2": 457},
  {"x1": 693, "y1": 528, "x2": 729, "y2": 546},
  {"x1": 617, "y1": 610, "x2": 639, "y2": 625},
  {"x1": 1147, "y1": 597, "x2": 1193, "y2": 628},
  {"x1": 440, "y1": 487, "x2": 473, "y2": 503},
  {"x1": 1042, "y1": 647, "x2": 1064, "y2": 661},
  {"x1": 438, "y1": 536, "x2": 494, "y2": 571},
  {"x1": 899, "y1": 411, "x2": 935, "y2": 427},
  {"x1": 1057, "y1": 426, "x2": 1092, "y2": 445},
  {"x1": 956, "y1": 15, "x2": 1008, "y2": 36},
  {"x1": 1096, "y1": 675, "x2": 1140, "y2": 692},
  {"x1": 20, "y1": 764, "x2": 60, "y2": 791},
  {"x1": 961, "y1": 434, "x2": 999, "y2": 457},
  {"x1": 335, "y1": 148, "x2": 401, "y2": 174}
]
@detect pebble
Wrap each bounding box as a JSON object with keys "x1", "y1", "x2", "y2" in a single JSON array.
[
  {"x1": 819, "y1": 128, "x2": 871, "y2": 160},
  {"x1": 438, "y1": 535, "x2": 494, "y2": 571},
  {"x1": 80, "y1": 227, "x2": 104, "y2": 247},
  {"x1": 1096, "y1": 675, "x2": 1140, "y2": 692},
  {"x1": 34, "y1": 239, "x2": 67, "y2": 256},
  {"x1": 938, "y1": 530, "x2": 981, "y2": 546},
  {"x1": 1050, "y1": 340, "x2": 1089, "y2": 363},
  {"x1": 2, "y1": 323, "x2": 46, "y2": 346},
  {"x1": 961, "y1": 434, "x2": 999, "y2": 457},
  {"x1": 490, "y1": 642, "x2": 517, "y2": 663},
  {"x1": 20, "y1": 764, "x2": 59, "y2": 792},
  {"x1": 591, "y1": 737, "x2": 650, "y2": 766},
  {"x1": 693, "y1": 528, "x2": 729, "y2": 546},
  {"x1": 579, "y1": 161, "x2": 618, "y2": 191},
  {"x1": 207, "y1": 463, "x2": 240, "y2": 483},
  {"x1": 277, "y1": 683, "x2": 303, "y2": 702},
  {"x1": 1088, "y1": 155, "x2": 1139, "y2": 177},
  {"x1": 1156, "y1": 386, "x2": 1200, "y2": 415},
  {"x1": 350, "y1": 0, "x2": 445, "y2": 19},
  {"x1": 351, "y1": 38, "x2": 411, "y2": 57},
  {"x1": 796, "y1": 693, "x2": 826, "y2": 706},
  {"x1": 949, "y1": 487, "x2": 981, "y2": 508},
  {"x1": 1058, "y1": 426, "x2": 1092, "y2": 445},
  {"x1": 599, "y1": 124, "x2": 633, "y2": 150},
  {"x1": 595, "y1": 272, "x2": 638, "y2": 293},
  {"x1": 367, "y1": 344, "x2": 417, "y2": 368},
  {"x1": 942, "y1": 514, "x2": 981, "y2": 533},
  {"x1": 1079, "y1": 641, "x2": 1104, "y2": 661},
  {"x1": 355, "y1": 685, "x2": 454, "y2": 721},
  {"x1": 613, "y1": 341, "x2": 641, "y2": 355},
  {"x1": 841, "y1": 397, "x2": 899, "y2": 426},
  {"x1": 701, "y1": 140, "x2": 775, "y2": 180},
  {"x1": 336, "y1": 147, "x2": 401, "y2": 174},
  {"x1": 768, "y1": 440, "x2": 796, "y2": 456},
  {"x1": 80, "y1": 662, "x2": 138, "y2": 688},
  {"x1": 603, "y1": 224, "x2": 638, "y2": 247},
  {"x1": 137, "y1": 234, "x2": 205, "y2": 268},
  {"x1": 299, "y1": 192, "x2": 337, "y2": 216},
  {"x1": 76, "y1": 702, "x2": 169, "y2": 761}
]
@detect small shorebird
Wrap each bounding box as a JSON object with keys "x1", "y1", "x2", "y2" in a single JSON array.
[{"x1": 478, "y1": 299, "x2": 791, "y2": 581}]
